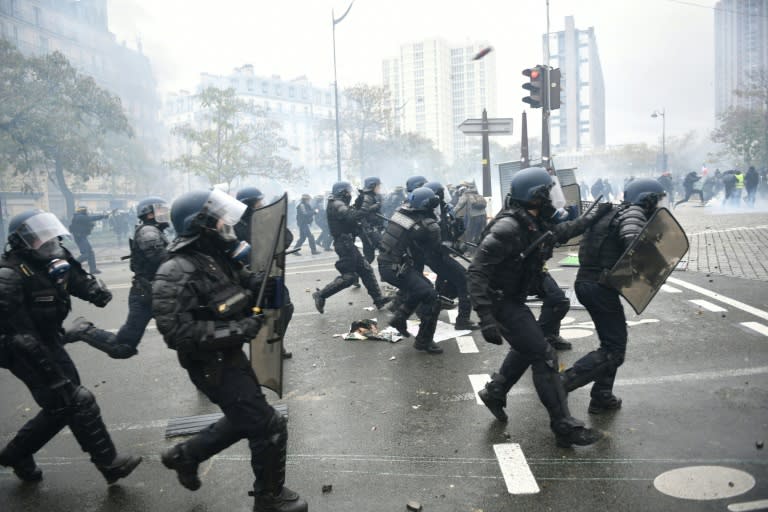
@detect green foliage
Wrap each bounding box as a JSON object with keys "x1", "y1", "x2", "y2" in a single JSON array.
[
  {"x1": 712, "y1": 69, "x2": 768, "y2": 169},
  {"x1": 167, "y1": 87, "x2": 305, "y2": 190},
  {"x1": 0, "y1": 40, "x2": 131, "y2": 218}
]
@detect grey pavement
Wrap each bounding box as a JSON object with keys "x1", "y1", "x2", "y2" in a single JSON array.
[{"x1": 2, "y1": 207, "x2": 767, "y2": 511}]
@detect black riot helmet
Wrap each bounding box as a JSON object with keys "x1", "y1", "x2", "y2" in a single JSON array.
[
  {"x1": 235, "y1": 186, "x2": 265, "y2": 209},
  {"x1": 507, "y1": 167, "x2": 554, "y2": 209},
  {"x1": 363, "y1": 177, "x2": 382, "y2": 192},
  {"x1": 406, "y1": 175, "x2": 427, "y2": 193},
  {"x1": 7, "y1": 209, "x2": 70, "y2": 261},
  {"x1": 623, "y1": 178, "x2": 666, "y2": 210},
  {"x1": 331, "y1": 181, "x2": 353, "y2": 204},
  {"x1": 424, "y1": 181, "x2": 445, "y2": 200},
  {"x1": 408, "y1": 187, "x2": 440, "y2": 211},
  {"x1": 137, "y1": 196, "x2": 170, "y2": 228},
  {"x1": 170, "y1": 189, "x2": 247, "y2": 240}
]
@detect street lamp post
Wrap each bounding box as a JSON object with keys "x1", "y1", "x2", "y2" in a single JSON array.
[
  {"x1": 332, "y1": 1, "x2": 355, "y2": 183},
  {"x1": 651, "y1": 108, "x2": 666, "y2": 171}
]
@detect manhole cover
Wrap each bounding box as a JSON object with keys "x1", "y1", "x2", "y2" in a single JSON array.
[{"x1": 654, "y1": 466, "x2": 755, "y2": 500}]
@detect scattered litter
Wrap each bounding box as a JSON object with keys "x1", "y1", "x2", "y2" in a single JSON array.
[
  {"x1": 305, "y1": 288, "x2": 311, "y2": 292},
  {"x1": 363, "y1": 306, "x2": 375, "y2": 311},
  {"x1": 757, "y1": 440, "x2": 764, "y2": 449},
  {"x1": 411, "y1": 405, "x2": 421, "y2": 410},
  {"x1": 322, "y1": 484, "x2": 333, "y2": 494},
  {"x1": 371, "y1": 426, "x2": 377, "y2": 431},
  {"x1": 406, "y1": 501, "x2": 423, "y2": 511},
  {"x1": 389, "y1": 356, "x2": 396, "y2": 361},
  {"x1": 338, "y1": 319, "x2": 403, "y2": 343},
  {"x1": 348, "y1": 301, "x2": 354, "y2": 305}
]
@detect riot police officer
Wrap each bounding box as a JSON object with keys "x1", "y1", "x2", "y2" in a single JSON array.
[
  {"x1": 423, "y1": 181, "x2": 478, "y2": 331},
  {"x1": 561, "y1": 178, "x2": 666, "y2": 415},
  {"x1": 0, "y1": 210, "x2": 142, "y2": 483},
  {"x1": 235, "y1": 187, "x2": 295, "y2": 359},
  {"x1": 69, "y1": 197, "x2": 170, "y2": 358},
  {"x1": 354, "y1": 176, "x2": 384, "y2": 263},
  {"x1": 405, "y1": 175, "x2": 428, "y2": 193},
  {"x1": 313, "y1": 182, "x2": 390, "y2": 314},
  {"x1": 379, "y1": 187, "x2": 444, "y2": 354},
  {"x1": 382, "y1": 186, "x2": 407, "y2": 219},
  {"x1": 152, "y1": 189, "x2": 307, "y2": 512},
  {"x1": 468, "y1": 167, "x2": 609, "y2": 447}
]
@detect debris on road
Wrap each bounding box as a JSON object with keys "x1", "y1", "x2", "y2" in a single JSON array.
[
  {"x1": 757, "y1": 440, "x2": 764, "y2": 449},
  {"x1": 322, "y1": 484, "x2": 333, "y2": 493},
  {"x1": 406, "y1": 501, "x2": 423, "y2": 511}
]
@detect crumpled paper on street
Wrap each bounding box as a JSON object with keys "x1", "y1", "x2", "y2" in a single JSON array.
[{"x1": 335, "y1": 319, "x2": 403, "y2": 343}]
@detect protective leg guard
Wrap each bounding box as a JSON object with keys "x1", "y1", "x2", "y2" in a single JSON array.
[
  {"x1": 319, "y1": 275, "x2": 351, "y2": 300},
  {"x1": 66, "y1": 386, "x2": 117, "y2": 467},
  {"x1": 252, "y1": 414, "x2": 307, "y2": 512},
  {"x1": 545, "y1": 335, "x2": 572, "y2": 351},
  {"x1": 478, "y1": 373, "x2": 508, "y2": 422},
  {"x1": 65, "y1": 317, "x2": 137, "y2": 359},
  {"x1": 561, "y1": 350, "x2": 618, "y2": 392},
  {"x1": 162, "y1": 444, "x2": 201, "y2": 491},
  {"x1": 311, "y1": 289, "x2": 325, "y2": 314},
  {"x1": 0, "y1": 441, "x2": 42, "y2": 482},
  {"x1": 413, "y1": 301, "x2": 442, "y2": 354},
  {"x1": 389, "y1": 304, "x2": 415, "y2": 337}
]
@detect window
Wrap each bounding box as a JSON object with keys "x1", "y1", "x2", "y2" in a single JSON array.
[
  {"x1": 246, "y1": 79, "x2": 253, "y2": 91},
  {"x1": 262, "y1": 81, "x2": 269, "y2": 93},
  {"x1": 33, "y1": 6, "x2": 40, "y2": 26},
  {"x1": 289, "y1": 86, "x2": 295, "y2": 98},
  {"x1": 275, "y1": 84, "x2": 282, "y2": 96}
]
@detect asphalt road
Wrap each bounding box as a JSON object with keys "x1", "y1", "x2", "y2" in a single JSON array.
[{"x1": 1, "y1": 207, "x2": 767, "y2": 512}]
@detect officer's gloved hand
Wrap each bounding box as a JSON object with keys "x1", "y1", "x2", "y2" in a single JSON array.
[
  {"x1": 90, "y1": 280, "x2": 113, "y2": 307},
  {"x1": 595, "y1": 202, "x2": 614, "y2": 219},
  {"x1": 239, "y1": 315, "x2": 263, "y2": 338},
  {"x1": 477, "y1": 309, "x2": 503, "y2": 345},
  {"x1": 251, "y1": 272, "x2": 278, "y2": 298}
]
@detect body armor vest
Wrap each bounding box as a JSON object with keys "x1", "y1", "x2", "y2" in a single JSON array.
[
  {"x1": 577, "y1": 208, "x2": 625, "y2": 280},
  {"x1": 327, "y1": 198, "x2": 358, "y2": 239},
  {"x1": 378, "y1": 209, "x2": 418, "y2": 266},
  {"x1": 129, "y1": 224, "x2": 167, "y2": 280}
]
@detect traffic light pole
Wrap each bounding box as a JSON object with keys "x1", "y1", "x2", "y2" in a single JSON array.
[
  {"x1": 481, "y1": 108, "x2": 491, "y2": 197},
  {"x1": 541, "y1": 65, "x2": 552, "y2": 171}
]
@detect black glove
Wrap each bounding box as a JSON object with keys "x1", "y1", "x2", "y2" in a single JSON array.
[
  {"x1": 251, "y1": 272, "x2": 278, "y2": 299},
  {"x1": 239, "y1": 315, "x2": 263, "y2": 338},
  {"x1": 595, "y1": 202, "x2": 613, "y2": 219},
  {"x1": 90, "y1": 280, "x2": 113, "y2": 307},
  {"x1": 478, "y1": 310, "x2": 503, "y2": 345}
]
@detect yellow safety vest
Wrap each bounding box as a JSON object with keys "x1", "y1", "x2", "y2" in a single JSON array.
[{"x1": 735, "y1": 174, "x2": 745, "y2": 189}]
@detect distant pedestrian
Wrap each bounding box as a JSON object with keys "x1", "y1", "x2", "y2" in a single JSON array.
[
  {"x1": 293, "y1": 194, "x2": 319, "y2": 255},
  {"x1": 674, "y1": 171, "x2": 705, "y2": 208},
  {"x1": 591, "y1": 178, "x2": 605, "y2": 202},
  {"x1": 313, "y1": 195, "x2": 332, "y2": 251},
  {"x1": 745, "y1": 166, "x2": 759, "y2": 206},
  {"x1": 455, "y1": 184, "x2": 487, "y2": 244},
  {"x1": 69, "y1": 206, "x2": 109, "y2": 274}
]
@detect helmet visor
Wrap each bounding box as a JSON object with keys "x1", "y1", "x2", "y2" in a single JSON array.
[
  {"x1": 206, "y1": 188, "x2": 247, "y2": 226},
  {"x1": 152, "y1": 204, "x2": 170, "y2": 225},
  {"x1": 16, "y1": 212, "x2": 70, "y2": 249},
  {"x1": 549, "y1": 175, "x2": 566, "y2": 210}
]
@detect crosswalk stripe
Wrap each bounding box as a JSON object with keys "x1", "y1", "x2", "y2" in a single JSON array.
[
  {"x1": 446, "y1": 310, "x2": 459, "y2": 324},
  {"x1": 468, "y1": 374, "x2": 490, "y2": 405},
  {"x1": 741, "y1": 322, "x2": 768, "y2": 337},
  {"x1": 456, "y1": 336, "x2": 479, "y2": 353},
  {"x1": 689, "y1": 299, "x2": 727, "y2": 312},
  {"x1": 661, "y1": 284, "x2": 681, "y2": 293},
  {"x1": 727, "y1": 499, "x2": 768, "y2": 512},
  {"x1": 493, "y1": 443, "x2": 540, "y2": 494}
]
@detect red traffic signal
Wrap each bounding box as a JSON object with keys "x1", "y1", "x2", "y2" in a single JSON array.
[{"x1": 522, "y1": 66, "x2": 544, "y2": 109}]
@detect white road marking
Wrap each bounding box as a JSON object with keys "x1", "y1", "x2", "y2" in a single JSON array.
[
  {"x1": 446, "y1": 310, "x2": 459, "y2": 324},
  {"x1": 560, "y1": 328, "x2": 593, "y2": 339},
  {"x1": 626, "y1": 319, "x2": 661, "y2": 327},
  {"x1": 455, "y1": 336, "x2": 479, "y2": 353},
  {"x1": 667, "y1": 277, "x2": 768, "y2": 322},
  {"x1": 728, "y1": 499, "x2": 768, "y2": 511},
  {"x1": 493, "y1": 443, "x2": 540, "y2": 495},
  {"x1": 661, "y1": 284, "x2": 681, "y2": 293},
  {"x1": 689, "y1": 299, "x2": 727, "y2": 312},
  {"x1": 741, "y1": 322, "x2": 768, "y2": 337},
  {"x1": 286, "y1": 268, "x2": 337, "y2": 276},
  {"x1": 468, "y1": 374, "x2": 490, "y2": 404},
  {"x1": 689, "y1": 224, "x2": 768, "y2": 237}
]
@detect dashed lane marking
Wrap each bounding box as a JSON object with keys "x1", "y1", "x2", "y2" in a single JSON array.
[
  {"x1": 689, "y1": 299, "x2": 728, "y2": 313},
  {"x1": 456, "y1": 336, "x2": 479, "y2": 353},
  {"x1": 446, "y1": 310, "x2": 459, "y2": 324},
  {"x1": 468, "y1": 374, "x2": 490, "y2": 405},
  {"x1": 661, "y1": 284, "x2": 682, "y2": 293},
  {"x1": 741, "y1": 322, "x2": 768, "y2": 337},
  {"x1": 667, "y1": 277, "x2": 768, "y2": 322},
  {"x1": 728, "y1": 499, "x2": 768, "y2": 511},
  {"x1": 493, "y1": 443, "x2": 540, "y2": 494}
]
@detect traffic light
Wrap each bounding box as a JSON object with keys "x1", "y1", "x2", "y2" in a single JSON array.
[
  {"x1": 522, "y1": 66, "x2": 544, "y2": 109},
  {"x1": 548, "y1": 68, "x2": 561, "y2": 110}
]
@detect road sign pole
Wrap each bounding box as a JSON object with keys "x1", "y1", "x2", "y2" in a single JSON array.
[{"x1": 481, "y1": 109, "x2": 491, "y2": 196}]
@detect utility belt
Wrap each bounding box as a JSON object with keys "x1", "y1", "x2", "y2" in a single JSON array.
[
  {"x1": 488, "y1": 287, "x2": 527, "y2": 304},
  {"x1": 575, "y1": 266, "x2": 606, "y2": 283},
  {"x1": 132, "y1": 275, "x2": 153, "y2": 295}
]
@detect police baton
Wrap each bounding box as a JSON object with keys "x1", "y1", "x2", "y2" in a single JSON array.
[
  {"x1": 519, "y1": 231, "x2": 554, "y2": 260},
  {"x1": 445, "y1": 245, "x2": 473, "y2": 264}
]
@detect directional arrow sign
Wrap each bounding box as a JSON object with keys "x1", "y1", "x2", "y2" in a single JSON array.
[{"x1": 458, "y1": 118, "x2": 514, "y2": 135}]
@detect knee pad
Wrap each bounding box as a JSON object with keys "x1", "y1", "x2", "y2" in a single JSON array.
[
  {"x1": 265, "y1": 410, "x2": 288, "y2": 448},
  {"x1": 541, "y1": 343, "x2": 559, "y2": 371},
  {"x1": 72, "y1": 386, "x2": 99, "y2": 416}
]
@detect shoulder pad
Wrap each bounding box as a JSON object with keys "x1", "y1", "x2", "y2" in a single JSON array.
[
  {"x1": 167, "y1": 235, "x2": 199, "y2": 252},
  {"x1": 155, "y1": 255, "x2": 197, "y2": 283},
  {"x1": 0, "y1": 265, "x2": 22, "y2": 285},
  {"x1": 489, "y1": 216, "x2": 521, "y2": 241},
  {"x1": 389, "y1": 210, "x2": 417, "y2": 230}
]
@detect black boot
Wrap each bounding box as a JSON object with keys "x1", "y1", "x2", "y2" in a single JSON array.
[
  {"x1": 252, "y1": 415, "x2": 308, "y2": 512},
  {"x1": 455, "y1": 316, "x2": 480, "y2": 330},
  {"x1": 588, "y1": 392, "x2": 622, "y2": 414},
  {"x1": 0, "y1": 446, "x2": 43, "y2": 483},
  {"x1": 478, "y1": 373, "x2": 509, "y2": 422},
  {"x1": 388, "y1": 305, "x2": 413, "y2": 337},
  {"x1": 413, "y1": 337, "x2": 443, "y2": 354},
  {"x1": 555, "y1": 426, "x2": 603, "y2": 448},
  {"x1": 373, "y1": 295, "x2": 393, "y2": 310},
  {"x1": 97, "y1": 454, "x2": 142, "y2": 485},
  {"x1": 252, "y1": 489, "x2": 308, "y2": 512},
  {"x1": 162, "y1": 444, "x2": 201, "y2": 491},
  {"x1": 311, "y1": 290, "x2": 325, "y2": 314},
  {"x1": 546, "y1": 334, "x2": 572, "y2": 351}
]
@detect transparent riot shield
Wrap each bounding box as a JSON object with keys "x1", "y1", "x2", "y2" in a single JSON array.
[
  {"x1": 249, "y1": 193, "x2": 287, "y2": 397},
  {"x1": 559, "y1": 183, "x2": 583, "y2": 247},
  {"x1": 603, "y1": 207, "x2": 689, "y2": 315}
]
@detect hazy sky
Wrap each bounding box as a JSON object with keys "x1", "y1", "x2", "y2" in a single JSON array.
[{"x1": 108, "y1": 0, "x2": 718, "y2": 147}]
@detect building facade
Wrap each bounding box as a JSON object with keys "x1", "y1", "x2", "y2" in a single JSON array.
[
  {"x1": 382, "y1": 38, "x2": 497, "y2": 162},
  {"x1": 545, "y1": 16, "x2": 606, "y2": 152},
  {"x1": 715, "y1": 0, "x2": 768, "y2": 117},
  {"x1": 0, "y1": 0, "x2": 162, "y2": 217},
  {"x1": 162, "y1": 65, "x2": 341, "y2": 191}
]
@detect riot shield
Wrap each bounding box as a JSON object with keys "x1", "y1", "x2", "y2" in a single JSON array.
[
  {"x1": 604, "y1": 207, "x2": 689, "y2": 315},
  {"x1": 560, "y1": 183, "x2": 583, "y2": 247},
  {"x1": 249, "y1": 193, "x2": 287, "y2": 397}
]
